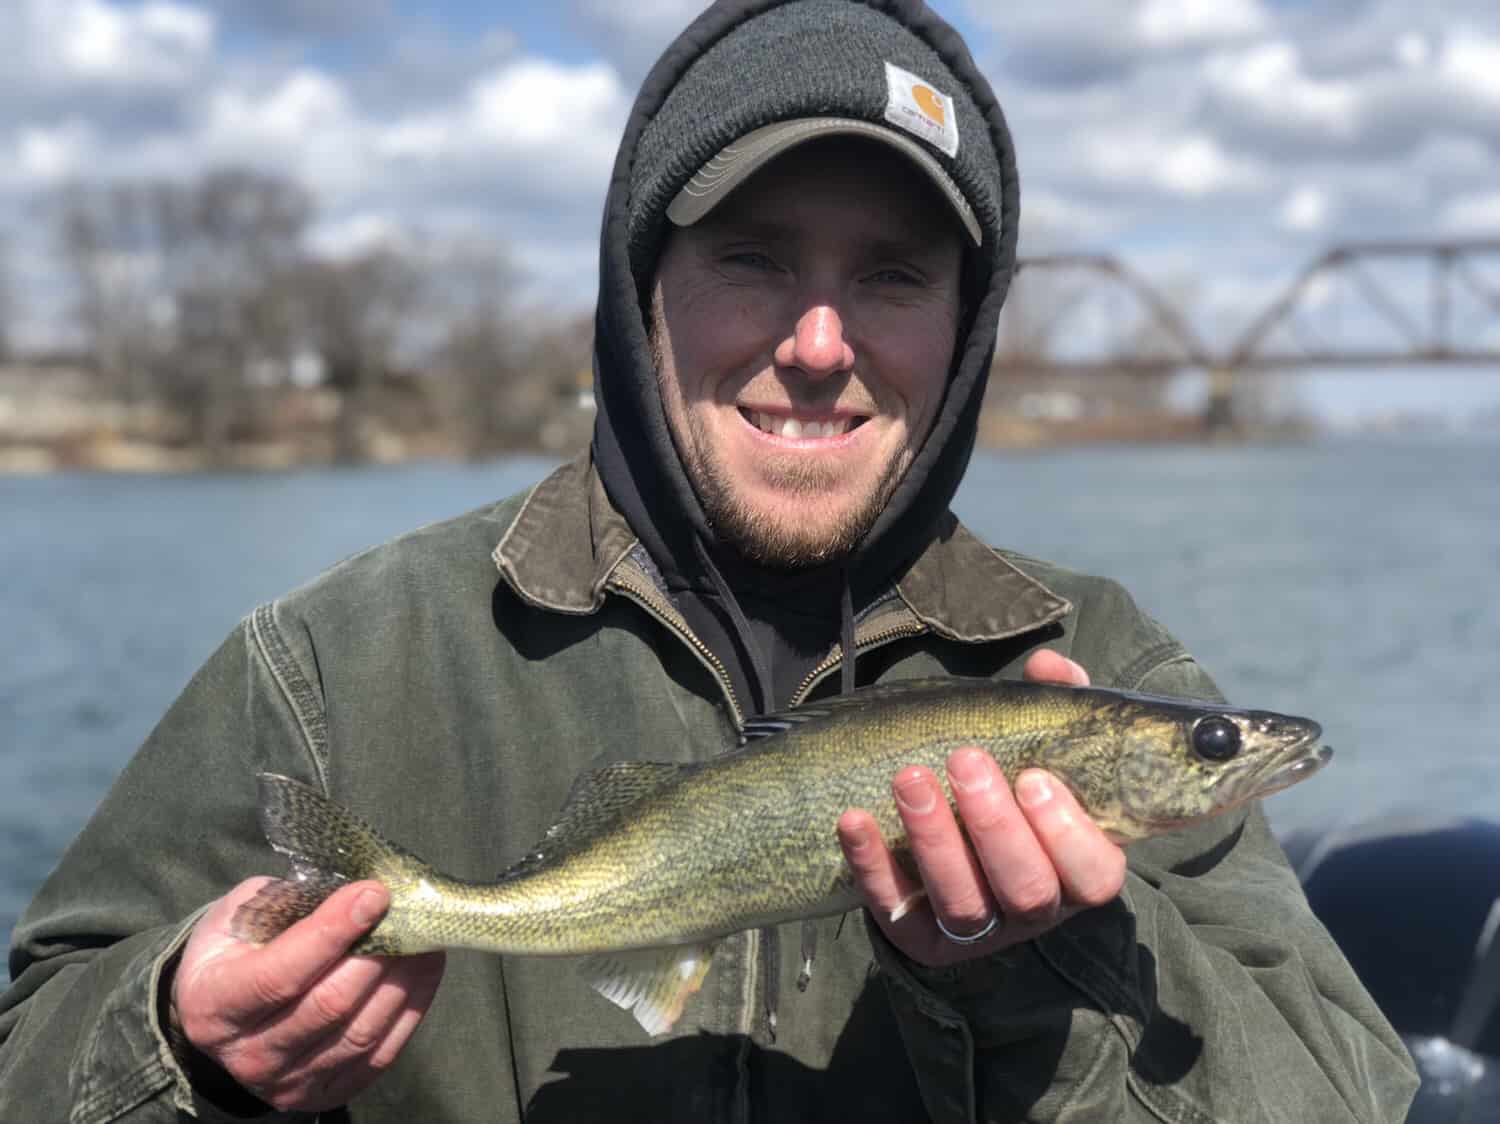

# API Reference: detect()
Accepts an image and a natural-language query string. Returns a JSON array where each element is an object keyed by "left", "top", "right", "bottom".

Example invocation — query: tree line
[{"left": 27, "top": 166, "right": 595, "bottom": 463}]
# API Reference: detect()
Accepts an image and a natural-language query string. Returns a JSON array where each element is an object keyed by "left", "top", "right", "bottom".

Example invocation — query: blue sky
[{"left": 4, "top": 0, "right": 1499, "bottom": 424}]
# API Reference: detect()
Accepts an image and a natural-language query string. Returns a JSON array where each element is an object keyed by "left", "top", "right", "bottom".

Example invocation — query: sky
[{"left": 2, "top": 0, "right": 1499, "bottom": 424}]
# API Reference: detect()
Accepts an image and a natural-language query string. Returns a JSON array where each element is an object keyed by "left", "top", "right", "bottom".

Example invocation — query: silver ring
[{"left": 934, "top": 912, "right": 1000, "bottom": 945}]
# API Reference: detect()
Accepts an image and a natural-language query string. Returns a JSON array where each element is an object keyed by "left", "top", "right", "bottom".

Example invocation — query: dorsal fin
[
  {"left": 739, "top": 676, "right": 1000, "bottom": 744},
  {"left": 500, "top": 761, "right": 694, "bottom": 880}
]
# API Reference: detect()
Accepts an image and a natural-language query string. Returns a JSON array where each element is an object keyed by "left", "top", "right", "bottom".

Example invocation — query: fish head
[{"left": 1051, "top": 696, "right": 1331, "bottom": 842}]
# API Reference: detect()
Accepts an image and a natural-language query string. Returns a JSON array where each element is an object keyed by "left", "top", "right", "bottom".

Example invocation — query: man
[{"left": 0, "top": 1, "right": 1416, "bottom": 1121}]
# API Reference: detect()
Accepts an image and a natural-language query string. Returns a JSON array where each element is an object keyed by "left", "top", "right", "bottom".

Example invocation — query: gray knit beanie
[{"left": 626, "top": 0, "right": 1009, "bottom": 283}]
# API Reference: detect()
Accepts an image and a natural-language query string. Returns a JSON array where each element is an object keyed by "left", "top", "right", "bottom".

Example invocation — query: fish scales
[{"left": 232, "top": 677, "right": 1330, "bottom": 1033}]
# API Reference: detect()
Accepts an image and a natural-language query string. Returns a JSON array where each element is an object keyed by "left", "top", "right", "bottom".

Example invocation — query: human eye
[
  {"left": 863, "top": 255, "right": 941, "bottom": 290},
  {"left": 867, "top": 266, "right": 924, "bottom": 285},
  {"left": 720, "top": 249, "right": 780, "bottom": 271}
]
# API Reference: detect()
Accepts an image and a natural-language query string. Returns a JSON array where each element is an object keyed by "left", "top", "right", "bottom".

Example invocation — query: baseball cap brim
[{"left": 666, "top": 117, "right": 983, "bottom": 247}]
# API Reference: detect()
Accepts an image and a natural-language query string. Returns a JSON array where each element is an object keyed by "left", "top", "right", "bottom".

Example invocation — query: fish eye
[{"left": 1192, "top": 716, "right": 1242, "bottom": 762}]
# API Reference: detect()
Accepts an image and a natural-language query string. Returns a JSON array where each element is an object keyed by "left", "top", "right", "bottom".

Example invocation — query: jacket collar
[{"left": 493, "top": 453, "right": 1070, "bottom": 642}]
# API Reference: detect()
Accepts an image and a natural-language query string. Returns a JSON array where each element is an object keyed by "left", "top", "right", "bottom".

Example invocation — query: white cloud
[
  {"left": 1279, "top": 186, "right": 1330, "bottom": 233},
  {"left": 572, "top": 0, "right": 708, "bottom": 81},
  {"left": 1440, "top": 191, "right": 1500, "bottom": 232},
  {"left": 1205, "top": 42, "right": 1360, "bottom": 139},
  {"left": 14, "top": 121, "right": 96, "bottom": 186},
  {"left": 207, "top": 70, "right": 351, "bottom": 146},
  {"left": 468, "top": 60, "right": 624, "bottom": 150},
  {"left": 26, "top": 0, "right": 215, "bottom": 90},
  {"left": 307, "top": 211, "right": 412, "bottom": 260},
  {"left": 186, "top": 69, "right": 371, "bottom": 200},
  {"left": 373, "top": 58, "right": 630, "bottom": 205},
  {"left": 1395, "top": 32, "right": 1432, "bottom": 68},
  {"left": 1136, "top": 0, "right": 1266, "bottom": 49},
  {"left": 1078, "top": 128, "right": 1263, "bottom": 198},
  {"left": 1018, "top": 190, "right": 1123, "bottom": 250},
  {"left": 1439, "top": 30, "right": 1500, "bottom": 102},
  {"left": 967, "top": 0, "right": 1268, "bottom": 87},
  {"left": 139, "top": 2, "right": 215, "bottom": 54}
]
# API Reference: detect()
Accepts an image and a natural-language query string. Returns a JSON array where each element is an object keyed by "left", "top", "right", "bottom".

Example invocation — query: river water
[{"left": 3, "top": 439, "right": 1497, "bottom": 940}]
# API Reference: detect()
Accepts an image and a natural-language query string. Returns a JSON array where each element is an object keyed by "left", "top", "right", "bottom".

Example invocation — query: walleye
[{"left": 233, "top": 677, "right": 1330, "bottom": 1034}]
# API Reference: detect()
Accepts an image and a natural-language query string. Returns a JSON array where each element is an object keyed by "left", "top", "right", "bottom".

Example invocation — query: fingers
[
  {"left": 230, "top": 962, "right": 445, "bottom": 1112},
  {"left": 223, "top": 881, "right": 390, "bottom": 1022},
  {"left": 838, "top": 749, "right": 1128, "bottom": 969},
  {"left": 266, "top": 952, "right": 444, "bottom": 1060},
  {"left": 892, "top": 766, "right": 997, "bottom": 935},
  {"left": 837, "top": 808, "right": 924, "bottom": 921},
  {"left": 1013, "top": 769, "right": 1126, "bottom": 908},
  {"left": 244, "top": 952, "right": 445, "bottom": 1108},
  {"left": 174, "top": 874, "right": 444, "bottom": 1114},
  {"left": 1023, "top": 650, "right": 1090, "bottom": 687},
  {"left": 364, "top": 954, "right": 445, "bottom": 1069},
  {"left": 945, "top": 751, "right": 1060, "bottom": 928}
]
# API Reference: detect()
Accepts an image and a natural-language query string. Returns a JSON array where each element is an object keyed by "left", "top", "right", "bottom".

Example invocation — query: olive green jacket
[{"left": 1, "top": 455, "right": 1416, "bottom": 1123}]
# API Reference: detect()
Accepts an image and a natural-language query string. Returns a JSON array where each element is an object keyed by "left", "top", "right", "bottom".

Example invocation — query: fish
[{"left": 231, "top": 676, "right": 1331, "bottom": 1035}]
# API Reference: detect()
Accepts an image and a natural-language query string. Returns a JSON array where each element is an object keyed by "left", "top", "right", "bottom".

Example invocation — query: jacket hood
[{"left": 591, "top": 0, "right": 1019, "bottom": 605}]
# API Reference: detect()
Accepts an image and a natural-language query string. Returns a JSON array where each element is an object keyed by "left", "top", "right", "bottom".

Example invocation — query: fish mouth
[
  {"left": 1254, "top": 742, "right": 1333, "bottom": 798},
  {"left": 1239, "top": 719, "right": 1331, "bottom": 801}
]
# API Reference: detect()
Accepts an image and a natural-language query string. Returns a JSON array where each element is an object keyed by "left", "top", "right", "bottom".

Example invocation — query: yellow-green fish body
[{"left": 235, "top": 677, "right": 1329, "bottom": 1033}]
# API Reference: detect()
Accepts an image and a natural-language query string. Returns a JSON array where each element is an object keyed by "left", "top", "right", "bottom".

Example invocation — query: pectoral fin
[{"left": 578, "top": 943, "right": 717, "bottom": 1036}]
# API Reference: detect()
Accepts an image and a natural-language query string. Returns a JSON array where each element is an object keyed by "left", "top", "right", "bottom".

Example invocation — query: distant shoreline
[
  {"left": 8, "top": 361, "right": 1489, "bottom": 478},
  {"left": 0, "top": 418, "right": 1329, "bottom": 477}
]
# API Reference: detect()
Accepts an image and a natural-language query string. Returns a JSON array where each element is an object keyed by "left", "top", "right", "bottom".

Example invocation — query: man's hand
[
  {"left": 169, "top": 877, "right": 445, "bottom": 1113},
  {"left": 837, "top": 651, "right": 1127, "bottom": 967}
]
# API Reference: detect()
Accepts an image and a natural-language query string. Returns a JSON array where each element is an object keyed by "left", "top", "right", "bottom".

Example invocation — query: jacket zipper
[
  {"left": 606, "top": 563, "right": 746, "bottom": 728},
  {"left": 788, "top": 617, "right": 926, "bottom": 706}
]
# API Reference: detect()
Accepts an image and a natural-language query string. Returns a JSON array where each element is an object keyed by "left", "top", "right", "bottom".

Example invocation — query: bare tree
[
  {"left": 424, "top": 243, "right": 529, "bottom": 458},
  {"left": 56, "top": 168, "right": 314, "bottom": 452},
  {"left": 53, "top": 172, "right": 599, "bottom": 462},
  {"left": 165, "top": 168, "right": 313, "bottom": 449},
  {"left": 58, "top": 182, "right": 164, "bottom": 400},
  {"left": 293, "top": 248, "right": 424, "bottom": 461}
]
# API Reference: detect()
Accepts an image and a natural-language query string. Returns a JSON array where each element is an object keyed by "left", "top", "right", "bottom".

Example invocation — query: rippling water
[{"left": 4, "top": 439, "right": 1497, "bottom": 940}]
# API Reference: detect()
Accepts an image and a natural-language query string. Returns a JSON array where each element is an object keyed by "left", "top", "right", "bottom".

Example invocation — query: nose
[{"left": 774, "top": 304, "right": 855, "bottom": 379}]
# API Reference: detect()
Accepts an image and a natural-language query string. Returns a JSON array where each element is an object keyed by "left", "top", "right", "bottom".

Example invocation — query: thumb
[{"left": 1022, "top": 650, "right": 1089, "bottom": 687}]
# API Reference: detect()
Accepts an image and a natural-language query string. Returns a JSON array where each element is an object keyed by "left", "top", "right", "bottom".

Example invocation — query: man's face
[{"left": 650, "top": 138, "right": 965, "bottom": 569}]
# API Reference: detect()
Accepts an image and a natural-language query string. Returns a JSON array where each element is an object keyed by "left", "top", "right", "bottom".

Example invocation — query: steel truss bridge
[{"left": 992, "top": 239, "right": 1500, "bottom": 426}]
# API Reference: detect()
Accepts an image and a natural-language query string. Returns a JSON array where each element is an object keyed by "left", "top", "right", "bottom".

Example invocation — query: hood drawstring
[
  {"left": 792, "top": 567, "right": 857, "bottom": 994},
  {"left": 775, "top": 570, "right": 859, "bottom": 1030},
  {"left": 838, "top": 569, "right": 857, "bottom": 697},
  {"left": 692, "top": 535, "right": 782, "bottom": 1039}
]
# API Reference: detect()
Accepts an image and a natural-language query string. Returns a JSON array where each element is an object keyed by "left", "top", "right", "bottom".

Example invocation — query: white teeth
[{"left": 747, "top": 411, "right": 852, "bottom": 439}]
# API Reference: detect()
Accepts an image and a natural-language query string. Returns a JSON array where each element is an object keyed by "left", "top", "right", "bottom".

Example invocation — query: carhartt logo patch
[{"left": 883, "top": 61, "right": 959, "bottom": 158}]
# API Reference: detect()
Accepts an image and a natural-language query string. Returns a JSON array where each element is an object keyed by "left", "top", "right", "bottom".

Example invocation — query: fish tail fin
[{"left": 231, "top": 772, "right": 423, "bottom": 950}]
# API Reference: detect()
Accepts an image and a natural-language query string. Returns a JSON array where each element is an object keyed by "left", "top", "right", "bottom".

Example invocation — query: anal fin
[
  {"left": 888, "top": 886, "right": 928, "bottom": 924},
  {"left": 578, "top": 943, "right": 717, "bottom": 1036}
]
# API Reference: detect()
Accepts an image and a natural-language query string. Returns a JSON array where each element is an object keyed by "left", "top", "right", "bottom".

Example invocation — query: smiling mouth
[{"left": 738, "top": 408, "right": 869, "bottom": 439}]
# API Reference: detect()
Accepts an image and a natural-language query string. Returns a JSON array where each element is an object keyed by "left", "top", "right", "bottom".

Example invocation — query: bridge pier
[{"left": 1204, "top": 366, "right": 1237, "bottom": 434}]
